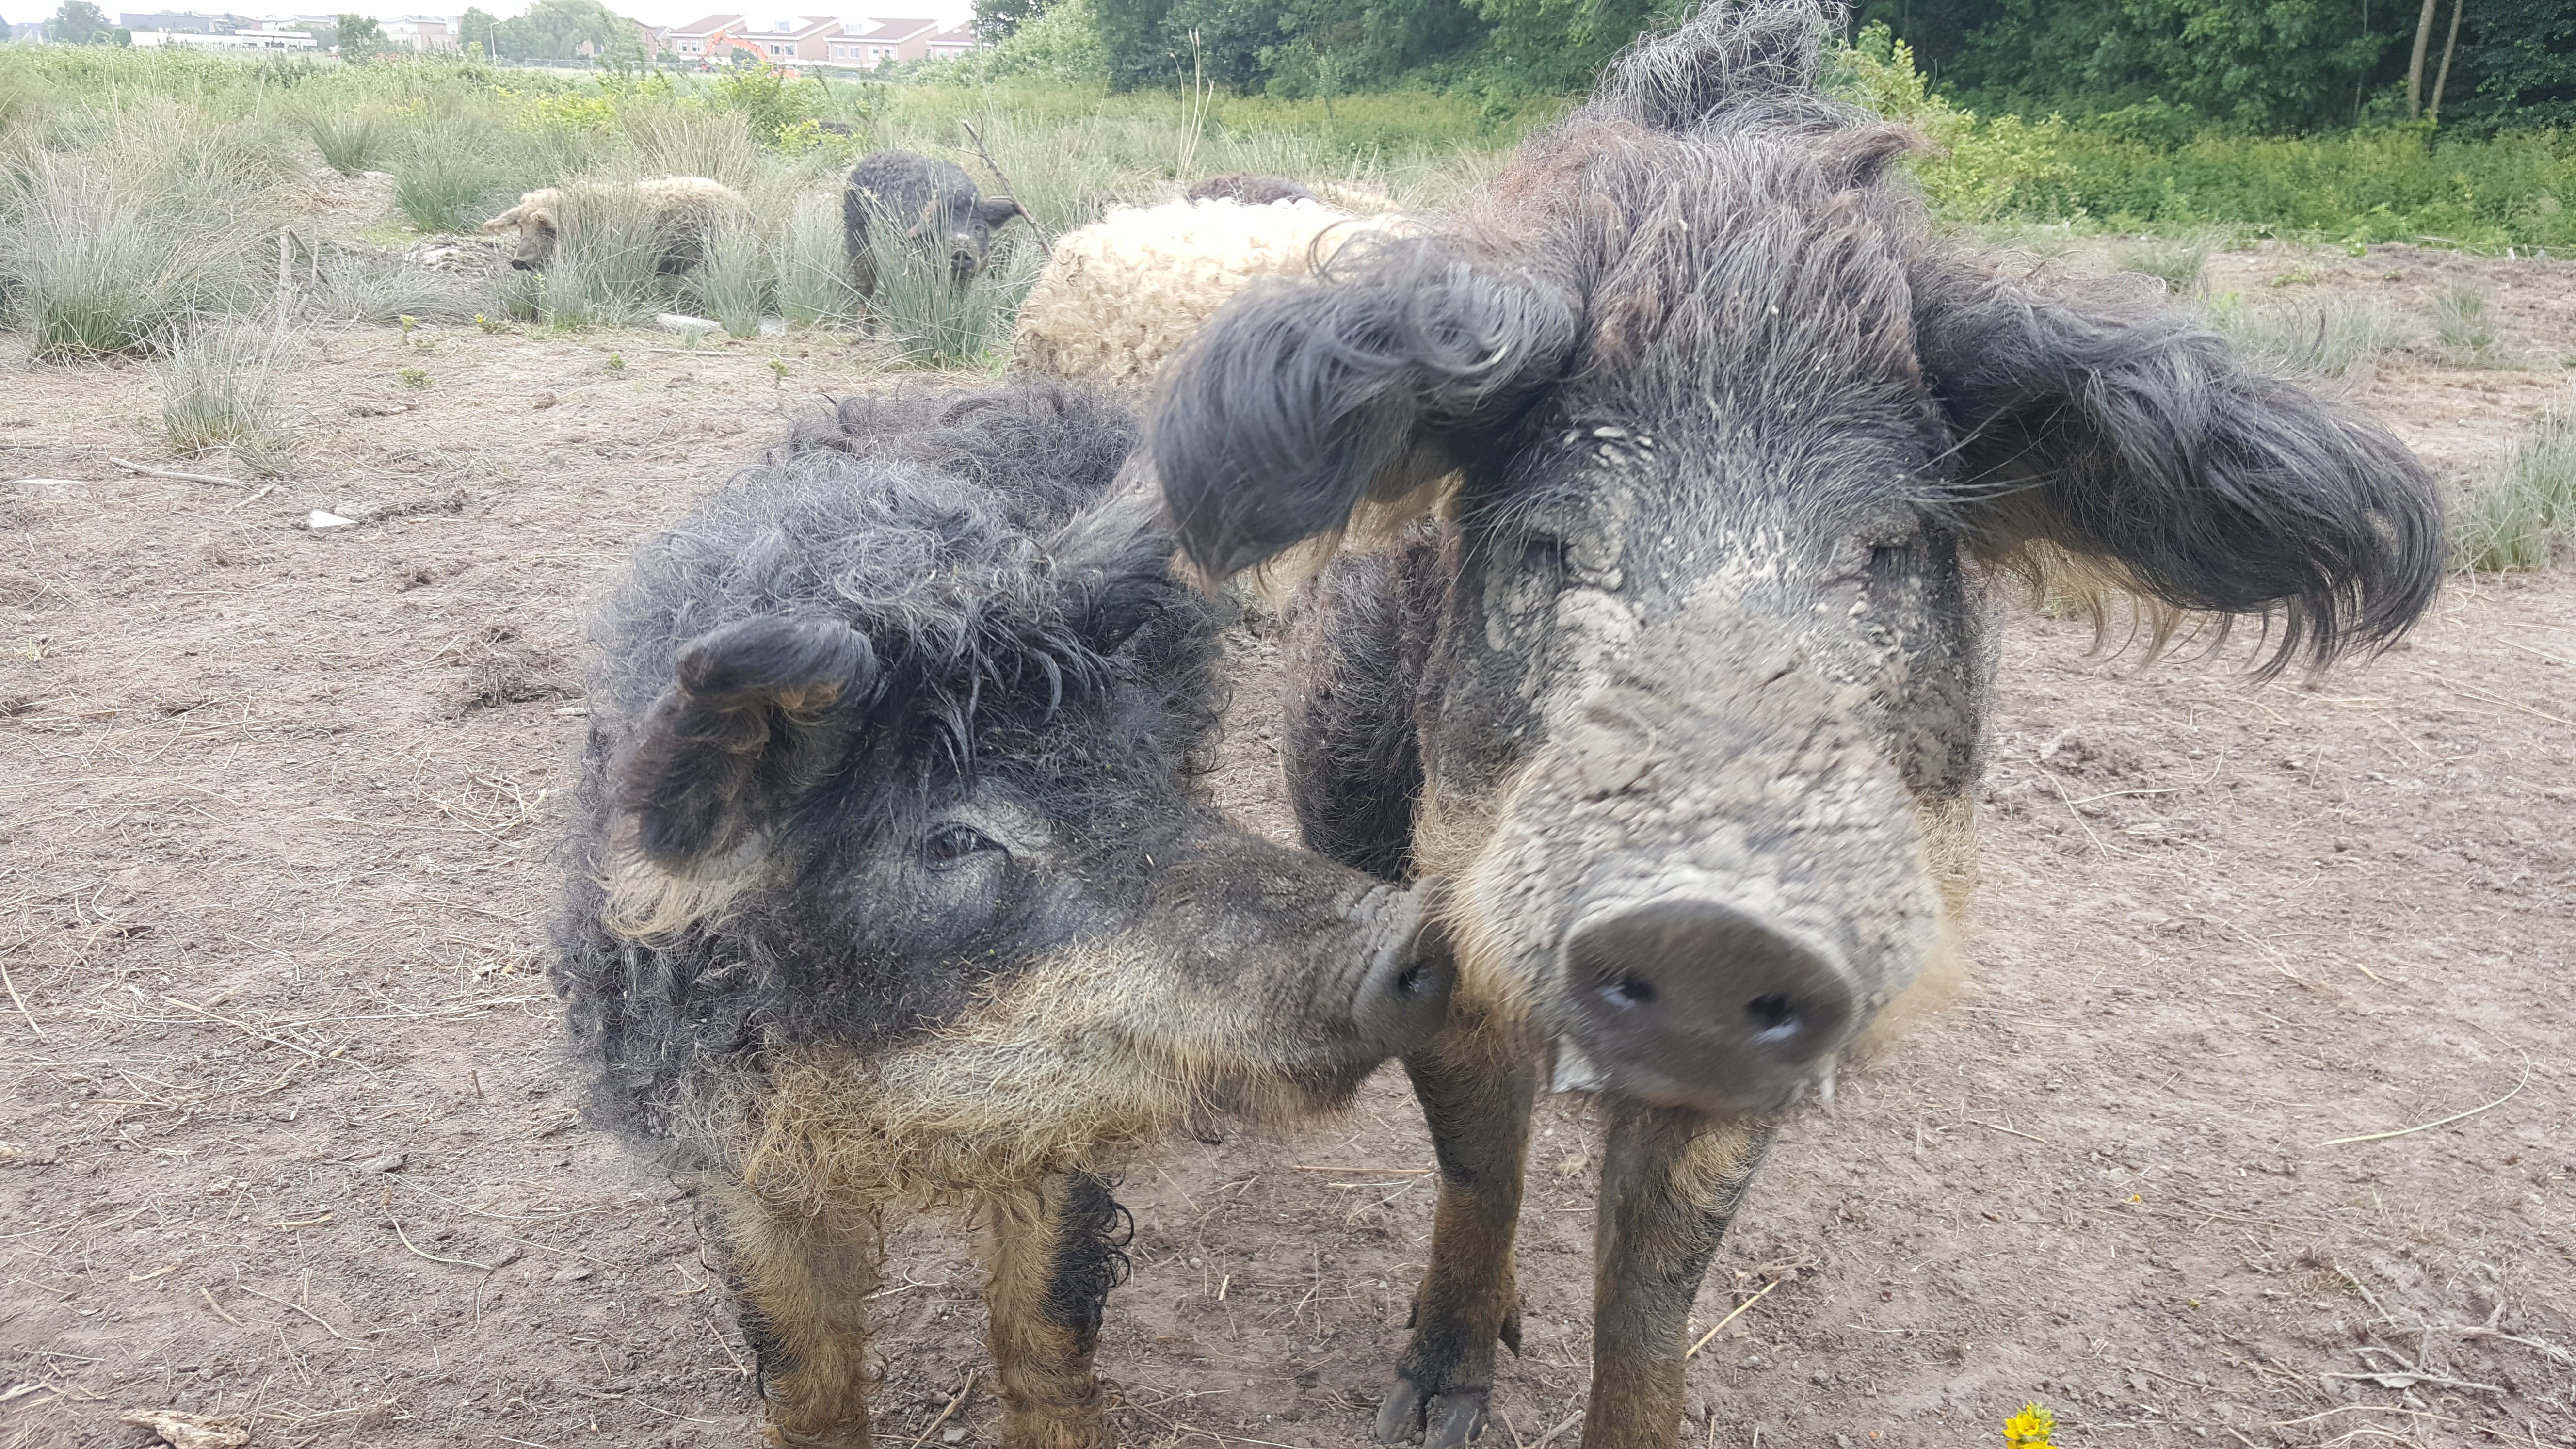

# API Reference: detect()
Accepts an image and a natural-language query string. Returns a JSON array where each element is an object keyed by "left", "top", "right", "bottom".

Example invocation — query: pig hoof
[
  {"left": 1374, "top": 1379, "right": 1487, "bottom": 1448},
  {"left": 1373, "top": 1379, "right": 1426, "bottom": 1442},
  {"left": 1424, "top": 1393, "right": 1488, "bottom": 1449}
]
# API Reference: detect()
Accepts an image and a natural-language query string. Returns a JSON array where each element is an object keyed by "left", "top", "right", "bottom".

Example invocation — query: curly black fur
[
  {"left": 551, "top": 382, "right": 1223, "bottom": 1145},
  {"left": 1042, "top": 1174, "right": 1135, "bottom": 1335}
]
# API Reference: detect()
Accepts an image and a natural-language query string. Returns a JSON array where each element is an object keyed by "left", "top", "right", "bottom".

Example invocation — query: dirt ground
[{"left": 2, "top": 242, "right": 2571, "bottom": 1449}]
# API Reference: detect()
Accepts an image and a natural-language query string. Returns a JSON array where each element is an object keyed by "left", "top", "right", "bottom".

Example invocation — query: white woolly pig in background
[
  {"left": 1012, "top": 194, "right": 1407, "bottom": 396},
  {"left": 479, "top": 176, "right": 749, "bottom": 274}
]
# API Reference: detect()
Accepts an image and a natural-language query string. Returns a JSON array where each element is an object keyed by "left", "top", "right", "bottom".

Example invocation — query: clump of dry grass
[
  {"left": 2110, "top": 230, "right": 2220, "bottom": 297},
  {"left": 2451, "top": 402, "right": 2576, "bottom": 572},
  {"left": 156, "top": 320, "right": 299, "bottom": 477},
  {"left": 2207, "top": 294, "right": 2412, "bottom": 379},
  {"left": 2432, "top": 282, "right": 2503, "bottom": 364}
]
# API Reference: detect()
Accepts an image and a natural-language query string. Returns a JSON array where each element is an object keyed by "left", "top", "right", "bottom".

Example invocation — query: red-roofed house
[
  {"left": 661, "top": 14, "right": 844, "bottom": 65},
  {"left": 923, "top": 22, "right": 979, "bottom": 60},
  {"left": 825, "top": 17, "right": 938, "bottom": 68}
]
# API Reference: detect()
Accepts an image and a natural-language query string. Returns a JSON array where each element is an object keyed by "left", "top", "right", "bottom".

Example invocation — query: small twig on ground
[
  {"left": 957, "top": 120, "right": 1053, "bottom": 247},
  {"left": 1289, "top": 1164, "right": 1431, "bottom": 1175},
  {"left": 201, "top": 1287, "right": 246, "bottom": 1327},
  {"left": 383, "top": 1195, "right": 496, "bottom": 1272},
  {"left": 227, "top": 483, "right": 279, "bottom": 513},
  {"left": 109, "top": 457, "right": 246, "bottom": 487},
  {"left": 2333, "top": 1263, "right": 2394, "bottom": 1321},
  {"left": 2318, "top": 1053, "right": 2531, "bottom": 1146},
  {"left": 2323, "top": 1369, "right": 2504, "bottom": 1395},
  {"left": 232, "top": 1282, "right": 356, "bottom": 1342},
  {"left": 1685, "top": 1275, "right": 1785, "bottom": 1358},
  {"left": 2453, "top": 1326, "right": 2574, "bottom": 1364},
  {"left": 904, "top": 1368, "right": 977, "bottom": 1449},
  {"left": 1968, "top": 1118, "right": 2051, "bottom": 1145},
  {"left": 161, "top": 994, "right": 378, "bottom": 1077},
  {"left": 1, "top": 961, "right": 46, "bottom": 1042}
]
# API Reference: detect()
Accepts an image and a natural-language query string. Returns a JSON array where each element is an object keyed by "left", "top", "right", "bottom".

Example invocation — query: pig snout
[
  {"left": 1563, "top": 896, "right": 1858, "bottom": 1115},
  {"left": 1347, "top": 882, "right": 1456, "bottom": 1054}
]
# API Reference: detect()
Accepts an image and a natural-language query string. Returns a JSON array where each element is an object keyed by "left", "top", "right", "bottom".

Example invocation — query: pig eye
[
  {"left": 1520, "top": 536, "right": 1568, "bottom": 578},
  {"left": 1865, "top": 543, "right": 1916, "bottom": 580},
  {"left": 924, "top": 825, "right": 1002, "bottom": 870}
]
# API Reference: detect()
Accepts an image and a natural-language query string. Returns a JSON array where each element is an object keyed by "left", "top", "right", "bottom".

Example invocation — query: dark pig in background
[
  {"left": 550, "top": 383, "right": 1452, "bottom": 1449},
  {"left": 1149, "top": 1, "right": 2445, "bottom": 1445},
  {"left": 843, "top": 148, "right": 1026, "bottom": 298}
]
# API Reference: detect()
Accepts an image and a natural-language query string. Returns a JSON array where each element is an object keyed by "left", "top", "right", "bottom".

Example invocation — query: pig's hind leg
[
  {"left": 709, "top": 1185, "right": 884, "bottom": 1449},
  {"left": 981, "top": 1172, "right": 1131, "bottom": 1449}
]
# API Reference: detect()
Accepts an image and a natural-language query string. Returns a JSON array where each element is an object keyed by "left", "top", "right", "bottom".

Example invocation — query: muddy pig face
[
  {"left": 925, "top": 189, "right": 1023, "bottom": 284},
  {"left": 1153, "top": 142, "right": 2441, "bottom": 1116},
  {"left": 600, "top": 508, "right": 1451, "bottom": 1107}
]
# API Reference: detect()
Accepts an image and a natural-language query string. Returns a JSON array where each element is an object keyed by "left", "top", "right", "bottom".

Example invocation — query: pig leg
[
  {"left": 708, "top": 1185, "right": 883, "bottom": 1449},
  {"left": 1579, "top": 1105, "right": 1777, "bottom": 1449},
  {"left": 981, "top": 1172, "right": 1129, "bottom": 1449},
  {"left": 1376, "top": 1012, "right": 1539, "bottom": 1449}
]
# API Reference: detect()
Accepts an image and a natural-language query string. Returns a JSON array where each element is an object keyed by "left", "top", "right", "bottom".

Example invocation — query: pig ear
[
  {"left": 478, "top": 202, "right": 524, "bottom": 234},
  {"left": 1050, "top": 481, "right": 1186, "bottom": 653},
  {"left": 613, "top": 615, "right": 877, "bottom": 870},
  {"left": 1151, "top": 240, "right": 1578, "bottom": 580},
  {"left": 979, "top": 197, "right": 1024, "bottom": 230},
  {"left": 1914, "top": 259, "right": 2445, "bottom": 674}
]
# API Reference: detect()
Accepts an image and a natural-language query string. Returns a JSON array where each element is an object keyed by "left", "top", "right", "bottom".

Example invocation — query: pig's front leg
[
  {"left": 981, "top": 1171, "right": 1128, "bottom": 1449},
  {"left": 1376, "top": 1010, "right": 1539, "bottom": 1449},
  {"left": 1579, "top": 1105, "right": 1776, "bottom": 1449},
  {"left": 706, "top": 1183, "right": 882, "bottom": 1449}
]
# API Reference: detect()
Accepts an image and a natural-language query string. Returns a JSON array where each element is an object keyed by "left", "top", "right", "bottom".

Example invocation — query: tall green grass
[
  {"left": 309, "top": 108, "right": 391, "bottom": 176},
  {"left": 0, "top": 148, "right": 267, "bottom": 357}
]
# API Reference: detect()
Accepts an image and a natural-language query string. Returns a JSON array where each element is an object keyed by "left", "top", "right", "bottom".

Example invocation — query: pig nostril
[
  {"left": 1744, "top": 992, "right": 1802, "bottom": 1043},
  {"left": 1597, "top": 974, "right": 1658, "bottom": 1011}
]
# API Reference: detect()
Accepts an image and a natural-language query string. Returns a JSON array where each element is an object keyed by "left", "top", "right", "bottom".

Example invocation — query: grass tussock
[
  {"left": 691, "top": 215, "right": 771, "bottom": 339},
  {"left": 2452, "top": 403, "right": 2576, "bottom": 572},
  {"left": 2109, "top": 230, "right": 2219, "bottom": 296},
  {"left": 774, "top": 191, "right": 862, "bottom": 329},
  {"left": 157, "top": 320, "right": 299, "bottom": 476},
  {"left": 2208, "top": 294, "right": 2412, "bottom": 378},
  {"left": 309, "top": 108, "right": 391, "bottom": 177},
  {"left": 0, "top": 148, "right": 265, "bottom": 357},
  {"left": 2432, "top": 284, "right": 2504, "bottom": 364}
]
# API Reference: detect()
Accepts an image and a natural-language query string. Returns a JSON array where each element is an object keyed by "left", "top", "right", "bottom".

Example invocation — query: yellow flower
[{"left": 2003, "top": 1402, "right": 2056, "bottom": 1448}]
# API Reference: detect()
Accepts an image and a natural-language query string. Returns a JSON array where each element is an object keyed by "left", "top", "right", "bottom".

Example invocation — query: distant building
[
  {"left": 829, "top": 16, "right": 936, "bottom": 68},
  {"left": 922, "top": 22, "right": 978, "bottom": 60},
  {"left": 130, "top": 21, "right": 316, "bottom": 49},
  {"left": 381, "top": 15, "right": 454, "bottom": 50},
  {"left": 660, "top": 13, "right": 843, "bottom": 66}
]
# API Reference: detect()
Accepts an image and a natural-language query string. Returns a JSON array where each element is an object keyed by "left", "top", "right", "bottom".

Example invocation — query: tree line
[{"left": 976, "top": 0, "right": 2572, "bottom": 131}]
